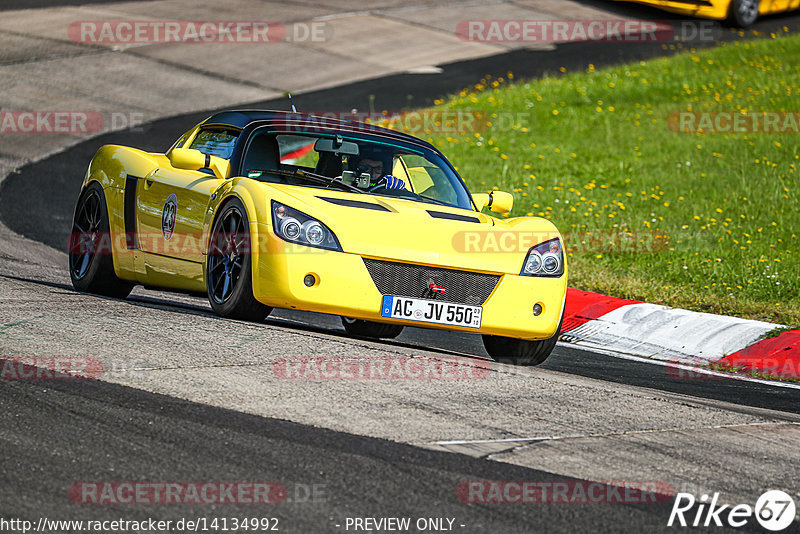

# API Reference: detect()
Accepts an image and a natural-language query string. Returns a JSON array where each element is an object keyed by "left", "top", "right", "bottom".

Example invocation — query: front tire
[
  {"left": 727, "top": 0, "right": 759, "bottom": 27},
  {"left": 482, "top": 315, "right": 563, "bottom": 366},
  {"left": 206, "top": 198, "right": 272, "bottom": 321},
  {"left": 68, "top": 182, "right": 134, "bottom": 298},
  {"left": 341, "top": 317, "right": 404, "bottom": 339}
]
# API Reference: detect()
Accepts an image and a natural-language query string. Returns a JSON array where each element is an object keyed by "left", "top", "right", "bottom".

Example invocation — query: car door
[{"left": 136, "top": 166, "right": 223, "bottom": 289}]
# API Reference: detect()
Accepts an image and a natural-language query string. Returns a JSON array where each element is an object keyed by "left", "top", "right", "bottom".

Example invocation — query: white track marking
[{"left": 563, "top": 303, "right": 780, "bottom": 363}]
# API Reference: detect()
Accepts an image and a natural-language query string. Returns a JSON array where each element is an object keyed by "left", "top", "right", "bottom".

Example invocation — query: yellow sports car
[
  {"left": 618, "top": 0, "right": 799, "bottom": 26},
  {"left": 68, "top": 111, "right": 567, "bottom": 365}
]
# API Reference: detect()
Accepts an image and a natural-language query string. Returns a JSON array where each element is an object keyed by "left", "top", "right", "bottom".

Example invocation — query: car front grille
[{"left": 362, "top": 258, "right": 500, "bottom": 306}]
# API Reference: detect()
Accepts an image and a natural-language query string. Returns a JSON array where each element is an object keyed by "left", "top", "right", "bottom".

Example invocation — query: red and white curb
[{"left": 560, "top": 289, "right": 800, "bottom": 381}]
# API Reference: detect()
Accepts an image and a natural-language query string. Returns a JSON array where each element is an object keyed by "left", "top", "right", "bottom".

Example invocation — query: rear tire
[
  {"left": 727, "top": 0, "right": 759, "bottom": 27},
  {"left": 341, "top": 317, "right": 404, "bottom": 339},
  {"left": 206, "top": 198, "right": 272, "bottom": 322},
  {"left": 482, "top": 314, "right": 563, "bottom": 366},
  {"left": 68, "top": 182, "right": 134, "bottom": 299}
]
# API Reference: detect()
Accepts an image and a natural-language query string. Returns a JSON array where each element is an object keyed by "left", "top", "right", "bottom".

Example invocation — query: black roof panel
[{"left": 201, "top": 109, "right": 437, "bottom": 151}]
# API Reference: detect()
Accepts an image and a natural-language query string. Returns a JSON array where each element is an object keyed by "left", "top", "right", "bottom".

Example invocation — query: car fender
[
  {"left": 79, "top": 145, "right": 164, "bottom": 281},
  {"left": 203, "top": 178, "right": 274, "bottom": 294},
  {"left": 84, "top": 145, "right": 162, "bottom": 191}
]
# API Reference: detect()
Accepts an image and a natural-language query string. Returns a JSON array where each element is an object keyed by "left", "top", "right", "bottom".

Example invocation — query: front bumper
[{"left": 251, "top": 223, "right": 567, "bottom": 340}]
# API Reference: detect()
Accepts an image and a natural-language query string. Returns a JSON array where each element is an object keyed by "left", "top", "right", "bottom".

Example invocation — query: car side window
[
  {"left": 243, "top": 133, "right": 322, "bottom": 180},
  {"left": 189, "top": 128, "right": 239, "bottom": 159},
  {"left": 395, "top": 154, "right": 456, "bottom": 203}
]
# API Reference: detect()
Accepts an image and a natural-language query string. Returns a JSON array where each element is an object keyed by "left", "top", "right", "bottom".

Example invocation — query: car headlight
[
  {"left": 521, "top": 238, "right": 564, "bottom": 277},
  {"left": 271, "top": 201, "right": 341, "bottom": 251}
]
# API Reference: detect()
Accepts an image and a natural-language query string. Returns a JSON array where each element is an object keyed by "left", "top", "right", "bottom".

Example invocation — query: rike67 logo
[{"left": 668, "top": 490, "right": 796, "bottom": 531}]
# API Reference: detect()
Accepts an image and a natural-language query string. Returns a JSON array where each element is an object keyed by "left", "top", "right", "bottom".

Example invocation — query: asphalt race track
[
  {"left": 1, "top": 369, "right": 688, "bottom": 532},
  {"left": 1, "top": 1, "right": 799, "bottom": 532}
]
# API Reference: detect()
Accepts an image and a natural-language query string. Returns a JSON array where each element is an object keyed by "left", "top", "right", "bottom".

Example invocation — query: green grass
[{"left": 404, "top": 32, "right": 800, "bottom": 325}]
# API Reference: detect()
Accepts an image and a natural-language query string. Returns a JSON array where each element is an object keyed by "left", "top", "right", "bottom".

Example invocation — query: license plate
[{"left": 380, "top": 296, "right": 482, "bottom": 329}]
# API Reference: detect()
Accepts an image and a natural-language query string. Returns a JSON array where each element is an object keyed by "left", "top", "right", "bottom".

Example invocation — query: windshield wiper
[
  {"left": 297, "top": 169, "right": 365, "bottom": 194},
  {"left": 251, "top": 168, "right": 363, "bottom": 194}
]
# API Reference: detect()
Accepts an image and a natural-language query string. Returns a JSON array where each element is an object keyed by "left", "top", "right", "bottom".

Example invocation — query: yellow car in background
[
  {"left": 68, "top": 110, "right": 568, "bottom": 365},
  {"left": 619, "top": 0, "right": 799, "bottom": 26}
]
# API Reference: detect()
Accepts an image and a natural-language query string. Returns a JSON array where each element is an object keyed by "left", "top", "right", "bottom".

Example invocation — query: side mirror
[
  {"left": 473, "top": 191, "right": 513, "bottom": 214},
  {"left": 169, "top": 148, "right": 229, "bottom": 179},
  {"left": 488, "top": 191, "right": 514, "bottom": 213},
  {"left": 170, "top": 148, "right": 205, "bottom": 170}
]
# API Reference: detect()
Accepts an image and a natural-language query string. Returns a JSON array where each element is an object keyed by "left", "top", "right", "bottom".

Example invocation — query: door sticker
[{"left": 162, "top": 193, "right": 177, "bottom": 241}]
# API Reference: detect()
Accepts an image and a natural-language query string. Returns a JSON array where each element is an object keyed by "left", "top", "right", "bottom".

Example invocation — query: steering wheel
[
  {"left": 368, "top": 183, "right": 386, "bottom": 193},
  {"left": 367, "top": 175, "right": 393, "bottom": 193}
]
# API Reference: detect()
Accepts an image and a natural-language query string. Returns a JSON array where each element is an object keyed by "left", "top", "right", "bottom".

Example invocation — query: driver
[{"left": 355, "top": 150, "right": 406, "bottom": 190}]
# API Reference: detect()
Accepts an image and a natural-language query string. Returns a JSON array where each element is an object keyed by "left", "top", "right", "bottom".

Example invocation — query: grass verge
[{"left": 412, "top": 32, "right": 800, "bottom": 325}]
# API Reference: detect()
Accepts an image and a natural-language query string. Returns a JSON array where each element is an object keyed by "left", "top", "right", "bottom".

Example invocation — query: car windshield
[{"left": 241, "top": 131, "right": 474, "bottom": 210}]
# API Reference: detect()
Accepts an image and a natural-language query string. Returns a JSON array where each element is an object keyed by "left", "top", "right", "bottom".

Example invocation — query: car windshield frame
[{"left": 234, "top": 125, "right": 477, "bottom": 211}]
